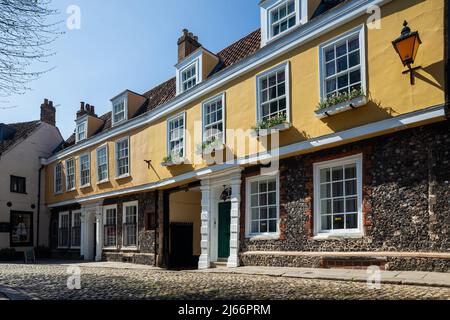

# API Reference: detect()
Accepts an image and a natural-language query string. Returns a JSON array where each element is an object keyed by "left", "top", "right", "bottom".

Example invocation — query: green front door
[{"left": 218, "top": 202, "right": 231, "bottom": 259}]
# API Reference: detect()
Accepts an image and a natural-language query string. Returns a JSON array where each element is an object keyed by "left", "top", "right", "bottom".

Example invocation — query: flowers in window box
[
  {"left": 161, "top": 151, "right": 184, "bottom": 167},
  {"left": 196, "top": 136, "right": 224, "bottom": 155},
  {"left": 316, "top": 88, "right": 365, "bottom": 111},
  {"left": 251, "top": 113, "right": 289, "bottom": 136}
]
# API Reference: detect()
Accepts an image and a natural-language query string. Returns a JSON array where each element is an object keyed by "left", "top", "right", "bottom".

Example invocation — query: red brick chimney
[
  {"left": 177, "top": 29, "right": 201, "bottom": 63},
  {"left": 76, "top": 101, "right": 97, "bottom": 119},
  {"left": 40, "top": 98, "right": 56, "bottom": 126}
]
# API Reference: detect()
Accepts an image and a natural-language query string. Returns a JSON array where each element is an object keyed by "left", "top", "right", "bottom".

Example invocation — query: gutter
[
  {"left": 42, "top": 0, "right": 392, "bottom": 166},
  {"left": 445, "top": 0, "right": 450, "bottom": 116}
]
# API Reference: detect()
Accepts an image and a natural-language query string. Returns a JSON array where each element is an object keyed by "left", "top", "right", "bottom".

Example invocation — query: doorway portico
[
  {"left": 198, "top": 168, "right": 242, "bottom": 269},
  {"left": 80, "top": 202, "right": 103, "bottom": 261}
]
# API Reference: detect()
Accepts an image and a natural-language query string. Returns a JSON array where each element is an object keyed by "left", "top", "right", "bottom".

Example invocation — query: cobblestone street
[{"left": 0, "top": 263, "right": 449, "bottom": 300}]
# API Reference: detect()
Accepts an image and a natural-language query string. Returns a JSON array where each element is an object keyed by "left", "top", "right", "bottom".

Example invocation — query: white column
[
  {"left": 198, "top": 179, "right": 211, "bottom": 269},
  {"left": 80, "top": 209, "right": 86, "bottom": 259},
  {"left": 95, "top": 208, "right": 103, "bottom": 262},
  {"left": 227, "top": 174, "right": 242, "bottom": 268}
]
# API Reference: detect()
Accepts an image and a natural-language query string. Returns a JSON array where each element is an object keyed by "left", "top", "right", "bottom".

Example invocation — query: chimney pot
[{"left": 80, "top": 102, "right": 85, "bottom": 111}]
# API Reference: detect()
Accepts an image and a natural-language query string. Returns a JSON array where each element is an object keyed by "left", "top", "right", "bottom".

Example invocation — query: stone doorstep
[{"left": 195, "top": 266, "right": 450, "bottom": 288}]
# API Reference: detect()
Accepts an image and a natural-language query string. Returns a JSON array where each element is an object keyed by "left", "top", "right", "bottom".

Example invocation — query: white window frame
[
  {"left": 58, "top": 211, "right": 70, "bottom": 249},
  {"left": 79, "top": 153, "right": 91, "bottom": 188},
  {"left": 115, "top": 137, "right": 130, "bottom": 179},
  {"left": 176, "top": 50, "right": 202, "bottom": 95},
  {"left": 111, "top": 95, "right": 128, "bottom": 126},
  {"left": 313, "top": 154, "right": 363, "bottom": 238},
  {"left": 65, "top": 158, "right": 76, "bottom": 191},
  {"left": 319, "top": 25, "right": 367, "bottom": 102},
  {"left": 202, "top": 92, "right": 226, "bottom": 144},
  {"left": 256, "top": 61, "right": 291, "bottom": 124},
  {"left": 54, "top": 163, "right": 63, "bottom": 194},
  {"left": 96, "top": 144, "right": 109, "bottom": 184},
  {"left": 71, "top": 210, "right": 81, "bottom": 249},
  {"left": 103, "top": 204, "right": 118, "bottom": 249},
  {"left": 260, "top": 0, "right": 308, "bottom": 46},
  {"left": 122, "top": 201, "right": 139, "bottom": 249},
  {"left": 245, "top": 172, "right": 280, "bottom": 239},
  {"left": 167, "top": 112, "right": 186, "bottom": 159},
  {"left": 76, "top": 121, "right": 87, "bottom": 143}
]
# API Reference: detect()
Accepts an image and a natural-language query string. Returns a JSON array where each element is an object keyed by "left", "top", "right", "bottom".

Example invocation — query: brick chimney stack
[
  {"left": 76, "top": 101, "right": 97, "bottom": 119},
  {"left": 40, "top": 98, "right": 56, "bottom": 126},
  {"left": 177, "top": 29, "right": 201, "bottom": 63}
]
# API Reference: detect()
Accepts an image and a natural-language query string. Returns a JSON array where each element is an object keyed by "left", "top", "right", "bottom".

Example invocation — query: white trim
[
  {"left": 256, "top": 60, "right": 291, "bottom": 124},
  {"left": 96, "top": 144, "right": 109, "bottom": 184},
  {"left": 42, "top": 0, "right": 393, "bottom": 166},
  {"left": 122, "top": 200, "right": 139, "bottom": 249},
  {"left": 176, "top": 50, "right": 203, "bottom": 95},
  {"left": 71, "top": 210, "right": 82, "bottom": 249},
  {"left": 245, "top": 172, "right": 280, "bottom": 238},
  {"left": 261, "top": 0, "right": 308, "bottom": 46},
  {"left": 65, "top": 158, "right": 76, "bottom": 192},
  {"left": 115, "top": 136, "right": 130, "bottom": 179},
  {"left": 318, "top": 24, "right": 367, "bottom": 102},
  {"left": 58, "top": 211, "right": 70, "bottom": 249},
  {"left": 313, "top": 154, "right": 363, "bottom": 236},
  {"left": 166, "top": 112, "right": 186, "bottom": 159},
  {"left": 46, "top": 104, "right": 446, "bottom": 208},
  {"left": 111, "top": 93, "right": 128, "bottom": 126},
  {"left": 201, "top": 92, "right": 226, "bottom": 145},
  {"left": 54, "top": 162, "right": 63, "bottom": 195},
  {"left": 75, "top": 120, "right": 87, "bottom": 143},
  {"left": 79, "top": 152, "right": 91, "bottom": 188},
  {"left": 102, "top": 204, "right": 118, "bottom": 249}
]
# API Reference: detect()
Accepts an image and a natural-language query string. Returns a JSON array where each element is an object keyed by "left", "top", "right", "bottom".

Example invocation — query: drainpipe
[
  {"left": 154, "top": 190, "right": 158, "bottom": 267},
  {"left": 36, "top": 164, "right": 44, "bottom": 249},
  {"left": 445, "top": 0, "right": 449, "bottom": 116}
]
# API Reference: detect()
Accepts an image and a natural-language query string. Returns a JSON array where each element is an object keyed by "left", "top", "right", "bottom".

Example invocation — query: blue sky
[{"left": 0, "top": 0, "right": 260, "bottom": 138}]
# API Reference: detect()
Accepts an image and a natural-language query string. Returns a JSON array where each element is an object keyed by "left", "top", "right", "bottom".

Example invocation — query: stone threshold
[
  {"left": 0, "top": 285, "right": 33, "bottom": 300},
  {"left": 241, "top": 251, "right": 450, "bottom": 259},
  {"left": 190, "top": 266, "right": 450, "bottom": 288}
]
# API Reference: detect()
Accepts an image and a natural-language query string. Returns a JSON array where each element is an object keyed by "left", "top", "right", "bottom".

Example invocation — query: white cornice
[
  {"left": 46, "top": 104, "right": 446, "bottom": 208},
  {"left": 43, "top": 0, "right": 392, "bottom": 165}
]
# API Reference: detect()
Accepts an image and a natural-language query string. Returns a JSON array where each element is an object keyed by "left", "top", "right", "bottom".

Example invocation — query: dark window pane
[
  {"left": 278, "top": 83, "right": 286, "bottom": 96},
  {"left": 337, "top": 57, "right": 348, "bottom": 72},
  {"left": 321, "top": 200, "right": 332, "bottom": 214},
  {"left": 269, "top": 86, "right": 277, "bottom": 99},
  {"left": 260, "top": 208, "right": 267, "bottom": 219},
  {"left": 334, "top": 215, "right": 345, "bottom": 229},
  {"left": 326, "top": 62, "right": 335, "bottom": 77},
  {"left": 333, "top": 198, "right": 345, "bottom": 214},
  {"left": 345, "top": 180, "right": 357, "bottom": 196},
  {"left": 326, "top": 79, "right": 336, "bottom": 95},
  {"left": 320, "top": 184, "right": 331, "bottom": 198},
  {"left": 346, "top": 213, "right": 358, "bottom": 229},
  {"left": 325, "top": 48, "right": 335, "bottom": 62},
  {"left": 345, "top": 164, "right": 357, "bottom": 179},
  {"left": 350, "top": 70, "right": 361, "bottom": 85},
  {"left": 332, "top": 167, "right": 344, "bottom": 181},
  {"left": 332, "top": 182, "right": 344, "bottom": 197},
  {"left": 268, "top": 220, "right": 277, "bottom": 233},
  {"left": 321, "top": 215, "right": 332, "bottom": 230},
  {"left": 336, "top": 43, "right": 347, "bottom": 57},
  {"left": 277, "top": 71, "right": 285, "bottom": 82},
  {"left": 260, "top": 221, "right": 268, "bottom": 233},
  {"left": 348, "top": 37, "right": 359, "bottom": 51},
  {"left": 349, "top": 51, "right": 360, "bottom": 68},
  {"left": 346, "top": 197, "right": 358, "bottom": 213},
  {"left": 279, "top": 98, "right": 286, "bottom": 111},
  {"left": 288, "top": 16, "right": 296, "bottom": 28},
  {"left": 338, "top": 74, "right": 349, "bottom": 89},
  {"left": 269, "top": 207, "right": 277, "bottom": 219}
]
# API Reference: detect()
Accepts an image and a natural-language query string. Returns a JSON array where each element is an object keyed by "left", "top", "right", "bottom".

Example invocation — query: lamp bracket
[{"left": 402, "top": 65, "right": 422, "bottom": 85}]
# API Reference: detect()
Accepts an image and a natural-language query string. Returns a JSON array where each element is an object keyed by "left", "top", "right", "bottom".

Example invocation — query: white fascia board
[
  {"left": 42, "top": 0, "right": 392, "bottom": 166},
  {"left": 46, "top": 104, "right": 446, "bottom": 208}
]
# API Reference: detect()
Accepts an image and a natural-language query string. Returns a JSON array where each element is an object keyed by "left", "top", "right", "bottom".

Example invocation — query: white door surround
[
  {"left": 198, "top": 168, "right": 242, "bottom": 269},
  {"left": 80, "top": 202, "right": 103, "bottom": 261}
]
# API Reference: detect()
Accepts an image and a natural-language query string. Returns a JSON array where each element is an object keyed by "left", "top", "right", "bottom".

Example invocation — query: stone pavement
[
  {"left": 192, "top": 266, "right": 450, "bottom": 288},
  {"left": 0, "top": 261, "right": 449, "bottom": 300}
]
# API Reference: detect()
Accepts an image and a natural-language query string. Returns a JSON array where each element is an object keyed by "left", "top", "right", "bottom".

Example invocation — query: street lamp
[{"left": 392, "top": 21, "right": 422, "bottom": 85}]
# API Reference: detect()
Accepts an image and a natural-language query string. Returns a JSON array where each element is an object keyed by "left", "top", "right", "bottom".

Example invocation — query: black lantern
[{"left": 392, "top": 21, "right": 422, "bottom": 85}]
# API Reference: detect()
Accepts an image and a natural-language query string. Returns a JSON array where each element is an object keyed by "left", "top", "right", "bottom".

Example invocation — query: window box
[
  {"left": 196, "top": 137, "right": 226, "bottom": 156},
  {"left": 252, "top": 121, "right": 292, "bottom": 137},
  {"left": 315, "top": 94, "right": 367, "bottom": 119},
  {"left": 161, "top": 155, "right": 185, "bottom": 167}
]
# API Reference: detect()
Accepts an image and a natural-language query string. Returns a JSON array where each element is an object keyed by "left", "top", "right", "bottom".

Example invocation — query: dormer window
[
  {"left": 113, "top": 101, "right": 126, "bottom": 124},
  {"left": 76, "top": 121, "right": 87, "bottom": 142},
  {"left": 181, "top": 63, "right": 198, "bottom": 92},
  {"left": 270, "top": 0, "right": 296, "bottom": 38},
  {"left": 260, "top": 0, "right": 309, "bottom": 46}
]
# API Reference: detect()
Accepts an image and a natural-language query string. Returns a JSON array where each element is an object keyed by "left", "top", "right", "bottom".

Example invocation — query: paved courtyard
[{"left": 0, "top": 262, "right": 449, "bottom": 300}]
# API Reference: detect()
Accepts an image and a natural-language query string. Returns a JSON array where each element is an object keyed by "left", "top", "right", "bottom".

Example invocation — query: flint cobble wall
[{"left": 240, "top": 120, "right": 450, "bottom": 271}]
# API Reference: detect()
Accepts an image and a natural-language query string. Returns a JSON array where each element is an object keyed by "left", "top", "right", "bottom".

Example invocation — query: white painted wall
[{"left": 0, "top": 123, "right": 63, "bottom": 251}]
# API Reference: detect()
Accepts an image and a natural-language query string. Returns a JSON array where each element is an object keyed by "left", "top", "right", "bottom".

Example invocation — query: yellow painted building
[{"left": 43, "top": 0, "right": 450, "bottom": 271}]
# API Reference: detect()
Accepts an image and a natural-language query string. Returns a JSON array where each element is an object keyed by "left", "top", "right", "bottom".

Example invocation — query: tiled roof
[
  {"left": 59, "top": 29, "right": 262, "bottom": 150},
  {"left": 0, "top": 121, "right": 41, "bottom": 156},
  {"left": 59, "top": 2, "right": 342, "bottom": 151}
]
